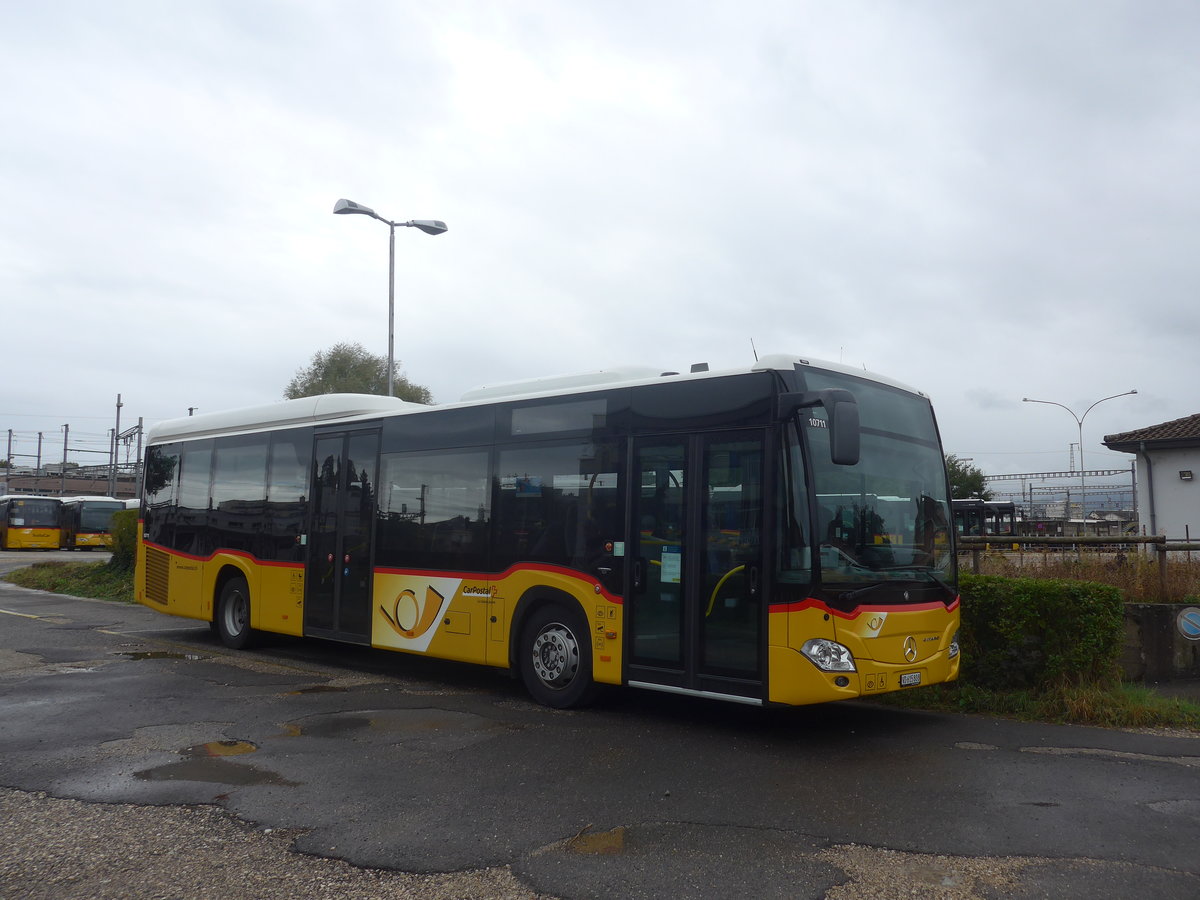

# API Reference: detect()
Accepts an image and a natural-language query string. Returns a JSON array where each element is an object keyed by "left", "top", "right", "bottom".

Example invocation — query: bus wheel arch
[
  {"left": 214, "top": 568, "right": 257, "bottom": 650},
  {"left": 512, "top": 589, "right": 597, "bottom": 709}
]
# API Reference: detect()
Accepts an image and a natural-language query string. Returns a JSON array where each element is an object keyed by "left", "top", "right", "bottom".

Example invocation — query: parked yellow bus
[
  {"left": 135, "top": 356, "right": 959, "bottom": 708},
  {"left": 61, "top": 496, "right": 126, "bottom": 549},
  {"left": 0, "top": 495, "right": 64, "bottom": 550}
]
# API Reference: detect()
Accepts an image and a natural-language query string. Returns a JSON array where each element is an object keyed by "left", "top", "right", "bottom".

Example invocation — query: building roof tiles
[{"left": 1105, "top": 414, "right": 1200, "bottom": 448}]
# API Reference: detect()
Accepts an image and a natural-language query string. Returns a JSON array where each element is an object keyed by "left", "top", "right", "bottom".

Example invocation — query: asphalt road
[{"left": 1, "top": 557, "right": 1198, "bottom": 898}]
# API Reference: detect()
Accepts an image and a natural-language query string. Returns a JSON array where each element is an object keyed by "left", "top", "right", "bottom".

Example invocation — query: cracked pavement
[{"left": 1, "top": 569, "right": 1198, "bottom": 898}]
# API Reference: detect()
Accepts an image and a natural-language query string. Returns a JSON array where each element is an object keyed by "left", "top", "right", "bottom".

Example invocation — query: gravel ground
[
  {"left": 0, "top": 788, "right": 548, "bottom": 900},
  {"left": 3, "top": 786, "right": 1162, "bottom": 900}
]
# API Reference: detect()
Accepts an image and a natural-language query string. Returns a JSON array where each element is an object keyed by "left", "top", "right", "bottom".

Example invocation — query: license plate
[{"left": 900, "top": 672, "right": 922, "bottom": 687}]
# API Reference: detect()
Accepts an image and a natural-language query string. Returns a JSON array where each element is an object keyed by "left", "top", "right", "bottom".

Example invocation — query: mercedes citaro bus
[{"left": 135, "top": 355, "right": 959, "bottom": 708}]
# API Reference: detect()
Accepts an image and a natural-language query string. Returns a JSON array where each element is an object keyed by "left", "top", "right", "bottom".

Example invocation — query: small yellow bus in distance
[
  {"left": 61, "top": 496, "right": 126, "bottom": 549},
  {"left": 135, "top": 355, "right": 959, "bottom": 709},
  {"left": 0, "top": 495, "right": 64, "bottom": 550}
]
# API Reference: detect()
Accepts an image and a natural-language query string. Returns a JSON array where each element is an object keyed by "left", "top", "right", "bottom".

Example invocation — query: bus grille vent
[{"left": 145, "top": 548, "right": 170, "bottom": 605}]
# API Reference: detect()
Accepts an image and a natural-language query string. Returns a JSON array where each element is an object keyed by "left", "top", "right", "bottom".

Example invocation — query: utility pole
[
  {"left": 61, "top": 424, "right": 69, "bottom": 497},
  {"left": 109, "top": 394, "right": 123, "bottom": 497},
  {"left": 116, "top": 420, "right": 142, "bottom": 500},
  {"left": 134, "top": 417, "right": 144, "bottom": 499}
]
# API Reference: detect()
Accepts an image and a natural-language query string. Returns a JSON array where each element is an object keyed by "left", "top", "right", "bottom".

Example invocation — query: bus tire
[
  {"left": 216, "top": 576, "right": 256, "bottom": 650},
  {"left": 519, "top": 603, "right": 596, "bottom": 709}
]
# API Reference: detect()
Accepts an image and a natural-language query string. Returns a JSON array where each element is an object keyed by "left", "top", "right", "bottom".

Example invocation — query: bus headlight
[
  {"left": 800, "top": 638, "right": 856, "bottom": 672},
  {"left": 949, "top": 630, "right": 960, "bottom": 659}
]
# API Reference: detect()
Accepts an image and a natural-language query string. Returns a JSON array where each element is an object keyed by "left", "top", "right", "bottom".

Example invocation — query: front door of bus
[
  {"left": 627, "top": 432, "right": 765, "bottom": 700},
  {"left": 305, "top": 429, "right": 380, "bottom": 643}
]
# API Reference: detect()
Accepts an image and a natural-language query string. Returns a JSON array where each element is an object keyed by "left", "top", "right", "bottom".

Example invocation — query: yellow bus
[
  {"left": 0, "top": 495, "right": 64, "bottom": 550},
  {"left": 61, "top": 496, "right": 126, "bottom": 549},
  {"left": 135, "top": 355, "right": 959, "bottom": 708}
]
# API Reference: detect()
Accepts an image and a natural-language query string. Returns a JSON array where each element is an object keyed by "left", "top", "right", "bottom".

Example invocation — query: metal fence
[{"left": 957, "top": 533, "right": 1200, "bottom": 598}]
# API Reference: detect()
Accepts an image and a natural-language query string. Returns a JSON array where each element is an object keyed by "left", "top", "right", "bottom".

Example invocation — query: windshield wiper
[
  {"left": 838, "top": 582, "right": 887, "bottom": 602},
  {"left": 869, "top": 565, "right": 954, "bottom": 595}
]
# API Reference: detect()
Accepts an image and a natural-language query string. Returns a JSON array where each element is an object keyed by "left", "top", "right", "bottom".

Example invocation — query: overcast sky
[{"left": 3, "top": 1, "right": 1197, "bottom": 491}]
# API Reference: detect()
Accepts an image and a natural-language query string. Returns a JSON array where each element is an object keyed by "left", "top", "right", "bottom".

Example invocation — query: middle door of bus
[
  {"left": 627, "top": 431, "right": 765, "bottom": 700},
  {"left": 304, "top": 429, "right": 380, "bottom": 643}
]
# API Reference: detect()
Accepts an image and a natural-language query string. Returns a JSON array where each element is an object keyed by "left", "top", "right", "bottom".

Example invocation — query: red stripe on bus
[
  {"left": 375, "top": 561, "right": 624, "bottom": 605},
  {"left": 141, "top": 543, "right": 304, "bottom": 570},
  {"left": 141, "top": 544, "right": 622, "bottom": 602},
  {"left": 769, "top": 595, "right": 960, "bottom": 617}
]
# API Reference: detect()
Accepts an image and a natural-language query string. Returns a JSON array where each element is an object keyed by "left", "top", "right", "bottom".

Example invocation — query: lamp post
[
  {"left": 333, "top": 199, "right": 447, "bottom": 397},
  {"left": 1022, "top": 390, "right": 1137, "bottom": 532}
]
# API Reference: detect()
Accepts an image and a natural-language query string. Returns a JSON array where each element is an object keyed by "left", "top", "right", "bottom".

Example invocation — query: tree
[
  {"left": 284, "top": 342, "right": 433, "bottom": 404},
  {"left": 946, "top": 454, "right": 992, "bottom": 500}
]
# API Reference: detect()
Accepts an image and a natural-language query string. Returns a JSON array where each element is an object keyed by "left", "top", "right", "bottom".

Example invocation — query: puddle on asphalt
[
  {"left": 286, "top": 685, "right": 349, "bottom": 694},
  {"left": 568, "top": 826, "right": 628, "bottom": 855},
  {"left": 288, "top": 708, "right": 511, "bottom": 750},
  {"left": 118, "top": 651, "right": 209, "bottom": 661},
  {"left": 297, "top": 715, "right": 374, "bottom": 738},
  {"left": 186, "top": 740, "right": 258, "bottom": 757},
  {"left": 134, "top": 738, "right": 298, "bottom": 786}
]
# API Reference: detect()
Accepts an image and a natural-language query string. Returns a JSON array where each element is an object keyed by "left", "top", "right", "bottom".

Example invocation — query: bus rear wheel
[
  {"left": 519, "top": 604, "right": 596, "bottom": 709},
  {"left": 216, "top": 576, "right": 256, "bottom": 650}
]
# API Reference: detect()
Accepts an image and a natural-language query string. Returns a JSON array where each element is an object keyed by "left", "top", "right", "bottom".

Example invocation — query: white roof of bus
[
  {"left": 146, "top": 394, "right": 415, "bottom": 443},
  {"left": 144, "top": 355, "right": 925, "bottom": 445},
  {"left": 459, "top": 353, "right": 923, "bottom": 403}
]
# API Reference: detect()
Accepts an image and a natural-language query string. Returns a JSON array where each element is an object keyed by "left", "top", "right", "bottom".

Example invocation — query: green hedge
[
  {"left": 108, "top": 508, "right": 138, "bottom": 573},
  {"left": 959, "top": 573, "right": 1124, "bottom": 690}
]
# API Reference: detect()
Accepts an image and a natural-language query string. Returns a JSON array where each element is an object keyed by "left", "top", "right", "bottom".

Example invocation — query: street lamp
[
  {"left": 1022, "top": 390, "right": 1137, "bottom": 532},
  {"left": 333, "top": 199, "right": 447, "bottom": 397}
]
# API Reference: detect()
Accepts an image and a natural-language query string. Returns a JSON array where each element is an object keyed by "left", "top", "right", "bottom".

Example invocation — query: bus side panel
[
  {"left": 256, "top": 561, "right": 305, "bottom": 636},
  {"left": 137, "top": 546, "right": 305, "bottom": 637},
  {"left": 136, "top": 544, "right": 209, "bottom": 623},
  {"left": 207, "top": 553, "right": 304, "bottom": 638},
  {"left": 495, "top": 565, "right": 623, "bottom": 685},
  {"left": 373, "top": 570, "right": 484, "bottom": 664},
  {"left": 75, "top": 532, "right": 114, "bottom": 549},
  {"left": 372, "top": 564, "right": 624, "bottom": 684},
  {"left": 5, "top": 528, "right": 62, "bottom": 550},
  {"left": 169, "top": 553, "right": 209, "bottom": 622}
]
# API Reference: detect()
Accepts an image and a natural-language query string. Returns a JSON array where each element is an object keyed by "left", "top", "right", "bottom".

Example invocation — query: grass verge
[
  {"left": 880, "top": 679, "right": 1200, "bottom": 731},
  {"left": 3, "top": 560, "right": 135, "bottom": 603}
]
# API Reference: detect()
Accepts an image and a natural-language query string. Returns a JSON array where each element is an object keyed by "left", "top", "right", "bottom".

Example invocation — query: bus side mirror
[{"left": 778, "top": 390, "right": 861, "bottom": 466}]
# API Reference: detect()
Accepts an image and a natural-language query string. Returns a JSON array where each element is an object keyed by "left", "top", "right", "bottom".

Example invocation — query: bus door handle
[
  {"left": 748, "top": 564, "right": 760, "bottom": 597},
  {"left": 633, "top": 558, "right": 646, "bottom": 592}
]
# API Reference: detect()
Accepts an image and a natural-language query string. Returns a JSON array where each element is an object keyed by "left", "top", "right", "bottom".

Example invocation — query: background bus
[
  {"left": 135, "top": 355, "right": 959, "bottom": 709},
  {"left": 0, "top": 495, "right": 63, "bottom": 550},
  {"left": 952, "top": 499, "right": 1016, "bottom": 536},
  {"left": 61, "top": 496, "right": 126, "bottom": 549}
]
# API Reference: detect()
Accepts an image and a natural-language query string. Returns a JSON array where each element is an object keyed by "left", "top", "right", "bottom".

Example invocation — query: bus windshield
[
  {"left": 78, "top": 501, "right": 124, "bottom": 532},
  {"left": 782, "top": 369, "right": 954, "bottom": 604},
  {"left": 7, "top": 498, "right": 60, "bottom": 528}
]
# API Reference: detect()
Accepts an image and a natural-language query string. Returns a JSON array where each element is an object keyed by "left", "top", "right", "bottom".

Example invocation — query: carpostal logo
[{"left": 462, "top": 584, "right": 497, "bottom": 598}]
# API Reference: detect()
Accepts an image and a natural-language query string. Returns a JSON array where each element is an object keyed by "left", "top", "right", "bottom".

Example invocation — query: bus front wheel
[
  {"left": 216, "top": 577, "right": 256, "bottom": 650},
  {"left": 519, "top": 604, "right": 597, "bottom": 709}
]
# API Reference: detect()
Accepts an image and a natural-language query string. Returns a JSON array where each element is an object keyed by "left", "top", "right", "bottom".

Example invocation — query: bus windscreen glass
[{"left": 787, "top": 370, "right": 954, "bottom": 604}]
